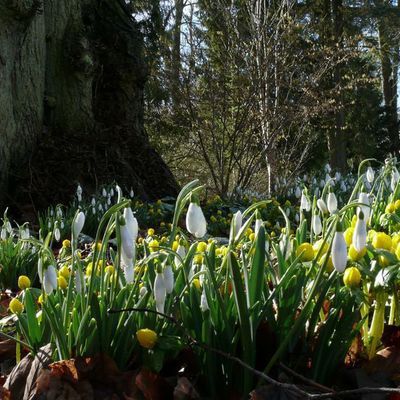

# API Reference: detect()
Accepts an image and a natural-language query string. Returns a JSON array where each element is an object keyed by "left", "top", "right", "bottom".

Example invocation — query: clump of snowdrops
[{"left": 3, "top": 158, "right": 400, "bottom": 396}]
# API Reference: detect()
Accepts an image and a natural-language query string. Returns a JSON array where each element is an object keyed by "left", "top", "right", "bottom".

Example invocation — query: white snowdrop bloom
[
  {"left": 352, "top": 212, "right": 367, "bottom": 252},
  {"left": 317, "top": 198, "right": 328, "bottom": 214},
  {"left": 1, "top": 228, "right": 6, "bottom": 240},
  {"left": 358, "top": 192, "right": 370, "bottom": 222},
  {"left": 98, "top": 204, "right": 103, "bottom": 212},
  {"left": 60, "top": 220, "right": 65, "bottom": 229},
  {"left": 200, "top": 289, "right": 209, "bottom": 312},
  {"left": 130, "top": 188, "right": 134, "bottom": 198},
  {"left": 295, "top": 186, "right": 301, "bottom": 198},
  {"left": 110, "top": 188, "right": 114, "bottom": 197},
  {"left": 54, "top": 227, "right": 61, "bottom": 242},
  {"left": 300, "top": 191, "right": 311, "bottom": 212},
  {"left": 186, "top": 202, "right": 207, "bottom": 238},
  {"left": 102, "top": 188, "right": 107, "bottom": 197},
  {"left": 92, "top": 207, "right": 96, "bottom": 215},
  {"left": 325, "top": 164, "right": 331, "bottom": 173},
  {"left": 312, "top": 215, "right": 322, "bottom": 236},
  {"left": 73, "top": 211, "right": 85, "bottom": 239},
  {"left": 332, "top": 229, "right": 347, "bottom": 273},
  {"left": 163, "top": 265, "right": 174, "bottom": 294},
  {"left": 76, "top": 184, "right": 82, "bottom": 197},
  {"left": 340, "top": 181, "right": 346, "bottom": 192},
  {"left": 48, "top": 221, "right": 51, "bottom": 229},
  {"left": 91, "top": 197, "right": 96, "bottom": 206},
  {"left": 50, "top": 208, "right": 54, "bottom": 217},
  {"left": 107, "top": 196, "right": 111, "bottom": 206},
  {"left": 295, "top": 213, "right": 300, "bottom": 223},
  {"left": 366, "top": 167, "right": 374, "bottom": 183},
  {"left": 375, "top": 268, "right": 390, "bottom": 288},
  {"left": 327, "top": 192, "right": 338, "bottom": 214},
  {"left": 124, "top": 264, "right": 134, "bottom": 284},
  {"left": 286, "top": 208, "right": 290, "bottom": 217},
  {"left": 175, "top": 244, "right": 186, "bottom": 267},
  {"left": 233, "top": 211, "right": 242, "bottom": 236},
  {"left": 154, "top": 272, "right": 166, "bottom": 314},
  {"left": 335, "top": 172, "right": 341, "bottom": 181},
  {"left": 43, "top": 265, "right": 58, "bottom": 294},
  {"left": 124, "top": 207, "right": 139, "bottom": 240},
  {"left": 320, "top": 179, "right": 325, "bottom": 188}
]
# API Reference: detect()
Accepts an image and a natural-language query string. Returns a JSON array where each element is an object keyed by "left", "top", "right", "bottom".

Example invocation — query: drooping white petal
[
  {"left": 327, "top": 193, "right": 338, "bottom": 214},
  {"left": 73, "top": 211, "right": 85, "bottom": 239},
  {"left": 332, "top": 231, "right": 347, "bottom": 273},
  {"left": 312, "top": 215, "right": 322, "bottom": 236},
  {"left": 233, "top": 211, "right": 242, "bottom": 236},
  {"left": 186, "top": 203, "right": 207, "bottom": 238},
  {"left": 200, "top": 289, "right": 209, "bottom": 312},
  {"left": 358, "top": 193, "right": 370, "bottom": 222},
  {"left": 154, "top": 272, "right": 166, "bottom": 314},
  {"left": 163, "top": 265, "right": 174, "bottom": 294},
  {"left": 366, "top": 167, "right": 374, "bottom": 183},
  {"left": 353, "top": 214, "right": 367, "bottom": 252}
]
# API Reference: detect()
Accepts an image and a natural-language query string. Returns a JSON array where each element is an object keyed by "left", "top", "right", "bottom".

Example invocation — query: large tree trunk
[{"left": 0, "top": 0, "right": 178, "bottom": 214}]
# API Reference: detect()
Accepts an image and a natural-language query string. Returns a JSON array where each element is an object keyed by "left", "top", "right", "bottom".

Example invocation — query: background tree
[{"left": 0, "top": 0, "right": 178, "bottom": 215}]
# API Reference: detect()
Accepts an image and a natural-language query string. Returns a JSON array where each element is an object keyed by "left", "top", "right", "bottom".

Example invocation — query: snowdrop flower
[
  {"left": 175, "top": 244, "right": 186, "bottom": 266},
  {"left": 353, "top": 212, "right": 367, "bottom": 252},
  {"left": 312, "top": 215, "right": 322, "bottom": 236},
  {"left": 54, "top": 226, "right": 61, "bottom": 242},
  {"left": 186, "top": 201, "right": 207, "bottom": 238},
  {"left": 91, "top": 197, "right": 96, "bottom": 206},
  {"left": 366, "top": 167, "right": 374, "bottom": 183},
  {"left": 325, "top": 163, "right": 331, "bottom": 173},
  {"left": 375, "top": 268, "right": 390, "bottom": 288},
  {"left": 335, "top": 172, "right": 342, "bottom": 181},
  {"left": 358, "top": 192, "right": 370, "bottom": 222},
  {"left": 60, "top": 220, "right": 64, "bottom": 230},
  {"left": 300, "top": 191, "right": 311, "bottom": 212},
  {"left": 102, "top": 188, "right": 107, "bottom": 197},
  {"left": 1, "top": 228, "right": 6, "bottom": 240},
  {"left": 320, "top": 179, "right": 325, "bottom": 188},
  {"left": 163, "top": 265, "right": 174, "bottom": 294},
  {"left": 332, "top": 224, "right": 347, "bottom": 273},
  {"left": 43, "top": 265, "right": 58, "bottom": 294},
  {"left": 110, "top": 188, "right": 114, "bottom": 197},
  {"left": 317, "top": 198, "right": 328, "bottom": 214},
  {"left": 121, "top": 250, "right": 134, "bottom": 283},
  {"left": 154, "top": 272, "right": 166, "bottom": 314},
  {"left": 340, "top": 181, "right": 346, "bottom": 192},
  {"left": 295, "top": 186, "right": 301, "bottom": 198},
  {"left": 200, "top": 289, "right": 209, "bottom": 312},
  {"left": 130, "top": 188, "right": 134, "bottom": 198},
  {"left": 124, "top": 207, "right": 139, "bottom": 240},
  {"left": 233, "top": 211, "right": 242, "bottom": 236},
  {"left": 73, "top": 211, "right": 85, "bottom": 239},
  {"left": 295, "top": 213, "right": 300, "bottom": 223},
  {"left": 92, "top": 207, "right": 96, "bottom": 215},
  {"left": 327, "top": 192, "right": 338, "bottom": 214}
]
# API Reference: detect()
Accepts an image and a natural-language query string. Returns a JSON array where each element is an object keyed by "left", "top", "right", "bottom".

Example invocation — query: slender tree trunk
[{"left": 0, "top": 0, "right": 178, "bottom": 212}]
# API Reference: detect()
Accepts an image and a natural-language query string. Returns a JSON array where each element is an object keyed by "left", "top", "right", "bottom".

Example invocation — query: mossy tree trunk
[{"left": 0, "top": 0, "right": 178, "bottom": 213}]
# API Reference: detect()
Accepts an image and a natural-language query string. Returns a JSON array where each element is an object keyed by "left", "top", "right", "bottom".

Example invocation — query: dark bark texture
[{"left": 0, "top": 0, "right": 178, "bottom": 215}]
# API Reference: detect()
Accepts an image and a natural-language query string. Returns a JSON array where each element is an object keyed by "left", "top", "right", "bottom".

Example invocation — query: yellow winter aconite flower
[
  {"left": 105, "top": 265, "right": 115, "bottom": 275},
  {"left": 296, "top": 243, "right": 314, "bottom": 262},
  {"left": 344, "top": 227, "right": 354, "bottom": 246},
  {"left": 192, "top": 278, "right": 201, "bottom": 290},
  {"left": 9, "top": 298, "right": 24, "bottom": 314},
  {"left": 392, "top": 234, "right": 400, "bottom": 249},
  {"left": 395, "top": 199, "right": 400, "bottom": 210},
  {"left": 59, "top": 265, "right": 70, "bottom": 279},
  {"left": 57, "top": 276, "right": 68, "bottom": 290},
  {"left": 149, "top": 240, "right": 159, "bottom": 252},
  {"left": 172, "top": 241, "right": 179, "bottom": 252},
  {"left": 318, "top": 254, "right": 334, "bottom": 273},
  {"left": 385, "top": 203, "right": 395, "bottom": 214},
  {"left": 197, "top": 242, "right": 207, "bottom": 252},
  {"left": 249, "top": 233, "right": 256, "bottom": 242},
  {"left": 38, "top": 294, "right": 43, "bottom": 305},
  {"left": 343, "top": 267, "right": 361, "bottom": 288},
  {"left": 91, "top": 242, "right": 102, "bottom": 251},
  {"left": 246, "top": 228, "right": 253, "bottom": 237},
  {"left": 62, "top": 239, "right": 71, "bottom": 248},
  {"left": 210, "top": 216, "right": 217, "bottom": 223},
  {"left": 193, "top": 255, "right": 203, "bottom": 264},
  {"left": 372, "top": 232, "right": 392, "bottom": 250},
  {"left": 136, "top": 328, "right": 158, "bottom": 349},
  {"left": 18, "top": 275, "right": 31, "bottom": 290},
  {"left": 378, "top": 255, "right": 391, "bottom": 268},
  {"left": 147, "top": 228, "right": 155, "bottom": 237},
  {"left": 348, "top": 244, "right": 367, "bottom": 261},
  {"left": 367, "top": 229, "right": 377, "bottom": 242}
]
